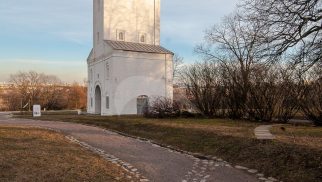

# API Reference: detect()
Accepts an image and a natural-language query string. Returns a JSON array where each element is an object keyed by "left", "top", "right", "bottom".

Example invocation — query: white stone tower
[{"left": 87, "top": 0, "right": 173, "bottom": 115}]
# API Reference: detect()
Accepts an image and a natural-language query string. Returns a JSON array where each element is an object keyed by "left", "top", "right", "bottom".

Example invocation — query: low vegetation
[
  {"left": 181, "top": 23, "right": 322, "bottom": 125},
  {"left": 171, "top": 0, "right": 322, "bottom": 125},
  {"left": 0, "top": 71, "right": 87, "bottom": 111},
  {"left": 16, "top": 113, "right": 322, "bottom": 182},
  {"left": 0, "top": 126, "right": 136, "bottom": 182}
]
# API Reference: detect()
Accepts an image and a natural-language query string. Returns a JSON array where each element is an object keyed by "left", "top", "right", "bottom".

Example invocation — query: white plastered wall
[
  {"left": 103, "top": 0, "right": 160, "bottom": 45},
  {"left": 87, "top": 44, "right": 173, "bottom": 115},
  {"left": 88, "top": 0, "right": 172, "bottom": 115}
]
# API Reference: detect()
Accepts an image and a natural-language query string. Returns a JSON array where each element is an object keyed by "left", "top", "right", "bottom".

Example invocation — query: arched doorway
[
  {"left": 95, "top": 85, "right": 102, "bottom": 115},
  {"left": 137, "top": 95, "right": 149, "bottom": 115}
]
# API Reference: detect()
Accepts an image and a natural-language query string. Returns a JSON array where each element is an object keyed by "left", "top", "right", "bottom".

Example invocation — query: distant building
[{"left": 87, "top": 0, "right": 174, "bottom": 115}]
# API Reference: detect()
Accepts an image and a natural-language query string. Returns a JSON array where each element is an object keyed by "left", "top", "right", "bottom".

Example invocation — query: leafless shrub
[
  {"left": 144, "top": 97, "right": 181, "bottom": 118},
  {"left": 298, "top": 66, "right": 322, "bottom": 126},
  {"left": 180, "top": 61, "right": 226, "bottom": 118},
  {"left": 221, "top": 64, "right": 248, "bottom": 119},
  {"left": 247, "top": 65, "right": 280, "bottom": 122},
  {"left": 275, "top": 67, "right": 302, "bottom": 122}
]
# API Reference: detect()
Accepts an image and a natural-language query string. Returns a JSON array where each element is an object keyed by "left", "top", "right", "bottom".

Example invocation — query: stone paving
[
  {"left": 65, "top": 135, "right": 149, "bottom": 181},
  {"left": 0, "top": 113, "right": 281, "bottom": 182},
  {"left": 254, "top": 125, "right": 276, "bottom": 140}
]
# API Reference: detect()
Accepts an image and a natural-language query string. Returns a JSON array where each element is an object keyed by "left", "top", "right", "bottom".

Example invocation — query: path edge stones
[
  {"left": 72, "top": 122, "right": 281, "bottom": 182},
  {"left": 5, "top": 116, "right": 282, "bottom": 182},
  {"left": 32, "top": 126, "right": 149, "bottom": 182}
]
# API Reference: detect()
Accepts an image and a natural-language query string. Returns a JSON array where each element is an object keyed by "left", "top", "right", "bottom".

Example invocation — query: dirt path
[{"left": 0, "top": 113, "right": 259, "bottom": 182}]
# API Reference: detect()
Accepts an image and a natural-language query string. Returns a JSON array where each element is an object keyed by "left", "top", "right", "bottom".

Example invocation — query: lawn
[
  {"left": 0, "top": 126, "right": 139, "bottom": 182},
  {"left": 16, "top": 112, "right": 322, "bottom": 182},
  {"left": 271, "top": 125, "right": 322, "bottom": 150}
]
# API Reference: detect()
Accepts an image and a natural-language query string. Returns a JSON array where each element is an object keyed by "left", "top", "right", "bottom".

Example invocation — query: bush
[
  {"left": 300, "top": 80, "right": 322, "bottom": 126},
  {"left": 144, "top": 97, "right": 181, "bottom": 118},
  {"left": 181, "top": 62, "right": 227, "bottom": 118},
  {"left": 180, "top": 111, "right": 197, "bottom": 118}
]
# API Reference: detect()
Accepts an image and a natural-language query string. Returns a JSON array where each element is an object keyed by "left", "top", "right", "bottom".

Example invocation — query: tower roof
[{"left": 105, "top": 40, "right": 173, "bottom": 55}]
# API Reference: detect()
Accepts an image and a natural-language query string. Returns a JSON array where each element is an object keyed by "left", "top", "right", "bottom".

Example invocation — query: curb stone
[
  {"left": 65, "top": 135, "right": 149, "bottom": 182},
  {"left": 26, "top": 126, "right": 147, "bottom": 181},
  {"left": 82, "top": 124, "right": 282, "bottom": 182}
]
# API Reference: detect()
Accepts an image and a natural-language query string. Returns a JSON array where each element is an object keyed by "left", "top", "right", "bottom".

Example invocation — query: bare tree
[
  {"left": 221, "top": 66, "right": 246, "bottom": 119},
  {"left": 298, "top": 64, "right": 322, "bottom": 126},
  {"left": 41, "top": 75, "right": 67, "bottom": 110},
  {"left": 247, "top": 65, "right": 280, "bottom": 122},
  {"left": 181, "top": 61, "right": 225, "bottom": 117},
  {"left": 9, "top": 71, "right": 65, "bottom": 110},
  {"left": 1, "top": 90, "right": 21, "bottom": 111},
  {"left": 173, "top": 54, "right": 184, "bottom": 83},
  {"left": 242, "top": 0, "right": 322, "bottom": 68},
  {"left": 274, "top": 66, "right": 302, "bottom": 122},
  {"left": 9, "top": 71, "right": 45, "bottom": 110},
  {"left": 195, "top": 13, "right": 269, "bottom": 118},
  {"left": 67, "top": 82, "right": 87, "bottom": 110},
  {"left": 4, "top": 71, "right": 89, "bottom": 111},
  {"left": 0, "top": 86, "right": 3, "bottom": 110}
]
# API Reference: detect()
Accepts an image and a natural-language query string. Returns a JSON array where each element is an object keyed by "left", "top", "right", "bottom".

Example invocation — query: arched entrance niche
[{"left": 95, "top": 85, "right": 102, "bottom": 115}]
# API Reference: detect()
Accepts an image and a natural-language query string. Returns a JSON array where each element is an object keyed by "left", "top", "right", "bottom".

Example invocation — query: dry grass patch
[
  {"left": 151, "top": 121, "right": 255, "bottom": 138},
  {"left": 0, "top": 126, "right": 137, "bottom": 182},
  {"left": 272, "top": 125, "right": 322, "bottom": 150},
  {"left": 15, "top": 113, "right": 322, "bottom": 182},
  {"left": 16, "top": 113, "right": 259, "bottom": 138}
]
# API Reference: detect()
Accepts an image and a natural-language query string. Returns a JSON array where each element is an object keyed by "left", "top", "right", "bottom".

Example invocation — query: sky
[{"left": 0, "top": 0, "right": 239, "bottom": 83}]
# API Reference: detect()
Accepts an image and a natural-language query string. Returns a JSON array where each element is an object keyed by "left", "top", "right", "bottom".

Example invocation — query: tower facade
[
  {"left": 94, "top": 0, "right": 160, "bottom": 46},
  {"left": 87, "top": 0, "right": 173, "bottom": 116}
]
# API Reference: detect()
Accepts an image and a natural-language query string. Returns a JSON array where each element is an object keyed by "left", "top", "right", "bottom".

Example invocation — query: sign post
[{"left": 33, "top": 105, "right": 41, "bottom": 117}]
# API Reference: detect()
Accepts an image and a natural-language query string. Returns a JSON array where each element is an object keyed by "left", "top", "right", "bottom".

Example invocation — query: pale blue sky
[{"left": 0, "top": 0, "right": 238, "bottom": 83}]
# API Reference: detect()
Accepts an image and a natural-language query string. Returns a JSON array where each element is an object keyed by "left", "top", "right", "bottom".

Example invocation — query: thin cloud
[
  {"left": 0, "top": 0, "right": 239, "bottom": 82},
  {"left": 10, "top": 58, "right": 85, "bottom": 66},
  {"left": 49, "top": 31, "right": 92, "bottom": 45},
  {"left": 0, "top": 58, "right": 87, "bottom": 83}
]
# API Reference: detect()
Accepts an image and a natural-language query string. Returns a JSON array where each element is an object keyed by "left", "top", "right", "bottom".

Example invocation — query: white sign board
[{"left": 33, "top": 105, "right": 41, "bottom": 117}]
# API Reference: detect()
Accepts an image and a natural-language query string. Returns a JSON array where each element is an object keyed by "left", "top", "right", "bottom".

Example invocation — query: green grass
[
  {"left": 15, "top": 113, "right": 322, "bottom": 182},
  {"left": 0, "top": 126, "right": 138, "bottom": 182}
]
